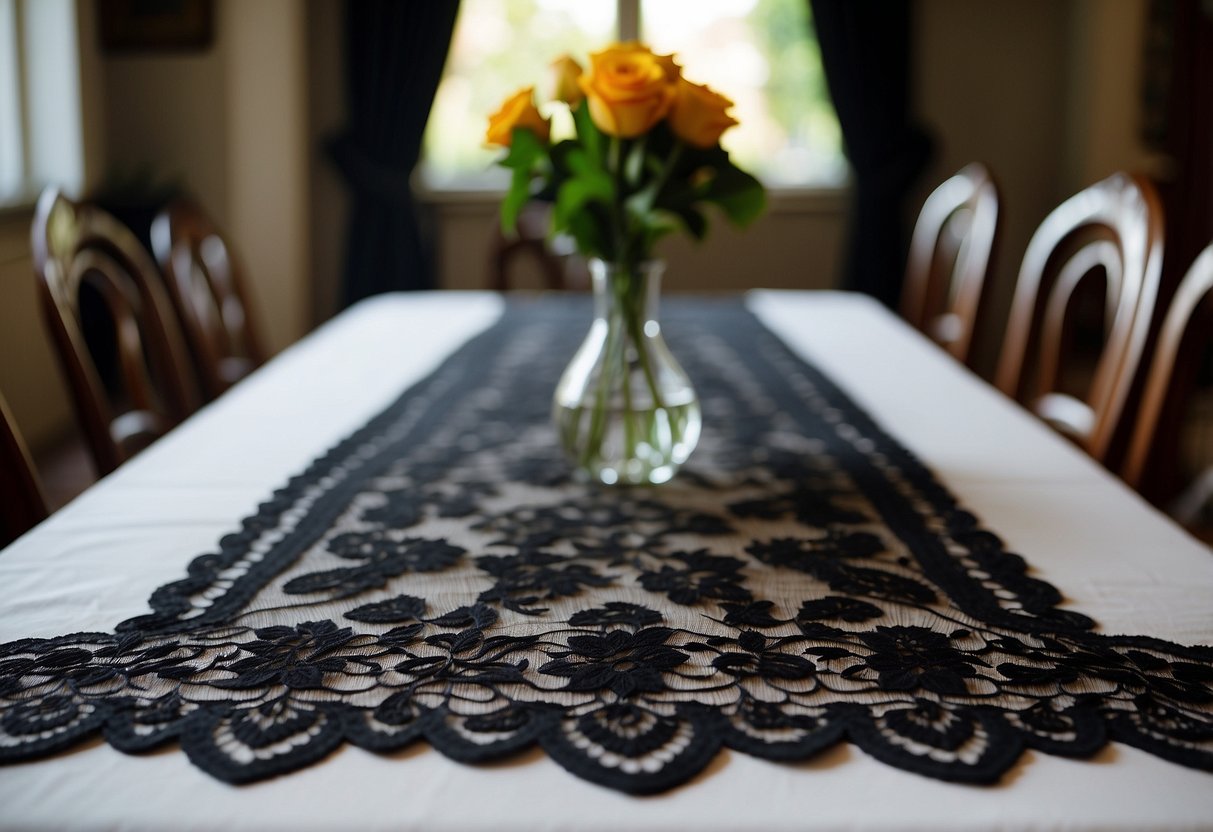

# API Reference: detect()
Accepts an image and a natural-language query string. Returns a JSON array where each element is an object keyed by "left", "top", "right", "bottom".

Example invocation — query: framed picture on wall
[{"left": 98, "top": 0, "right": 214, "bottom": 53}]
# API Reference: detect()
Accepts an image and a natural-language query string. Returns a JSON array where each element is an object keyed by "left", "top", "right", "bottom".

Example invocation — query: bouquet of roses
[{"left": 485, "top": 42, "right": 765, "bottom": 270}]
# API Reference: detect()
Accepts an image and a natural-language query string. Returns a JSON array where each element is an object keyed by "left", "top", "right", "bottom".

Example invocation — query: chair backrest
[
  {"left": 31, "top": 187, "right": 199, "bottom": 476},
  {"left": 151, "top": 198, "right": 265, "bottom": 400},
  {"left": 900, "top": 163, "right": 1000, "bottom": 366},
  {"left": 1121, "top": 243, "right": 1213, "bottom": 498},
  {"left": 489, "top": 201, "right": 587, "bottom": 292},
  {"left": 0, "top": 392, "right": 47, "bottom": 548},
  {"left": 995, "top": 172, "right": 1164, "bottom": 465}
]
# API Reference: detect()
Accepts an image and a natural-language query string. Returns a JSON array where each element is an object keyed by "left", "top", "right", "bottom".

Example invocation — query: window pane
[
  {"left": 421, "top": 0, "right": 614, "bottom": 189},
  {"left": 24, "top": 0, "right": 82, "bottom": 193},
  {"left": 642, "top": 0, "right": 846, "bottom": 187},
  {"left": 0, "top": 0, "right": 24, "bottom": 201}
]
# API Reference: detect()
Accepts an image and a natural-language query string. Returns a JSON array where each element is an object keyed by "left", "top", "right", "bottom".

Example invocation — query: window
[
  {"left": 421, "top": 0, "right": 844, "bottom": 191},
  {"left": 0, "top": 0, "right": 84, "bottom": 208},
  {"left": 0, "top": 0, "right": 27, "bottom": 199}
]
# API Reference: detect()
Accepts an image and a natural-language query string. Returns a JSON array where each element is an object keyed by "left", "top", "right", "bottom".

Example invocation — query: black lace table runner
[{"left": 2, "top": 298, "right": 1211, "bottom": 793}]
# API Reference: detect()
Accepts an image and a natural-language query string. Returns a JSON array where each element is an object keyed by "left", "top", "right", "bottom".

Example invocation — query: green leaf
[
  {"left": 548, "top": 139, "right": 580, "bottom": 177},
  {"left": 624, "top": 138, "right": 647, "bottom": 188},
  {"left": 701, "top": 155, "right": 767, "bottom": 227},
  {"left": 566, "top": 147, "right": 608, "bottom": 180},
  {"left": 564, "top": 204, "right": 611, "bottom": 259},
  {"left": 555, "top": 176, "right": 607, "bottom": 220},
  {"left": 650, "top": 179, "right": 699, "bottom": 214},
  {"left": 500, "top": 166, "right": 533, "bottom": 235},
  {"left": 571, "top": 100, "right": 605, "bottom": 167},
  {"left": 643, "top": 218, "right": 678, "bottom": 251},
  {"left": 499, "top": 127, "right": 546, "bottom": 171},
  {"left": 496, "top": 127, "right": 552, "bottom": 235},
  {"left": 552, "top": 148, "right": 614, "bottom": 234},
  {"left": 624, "top": 182, "right": 659, "bottom": 222},
  {"left": 663, "top": 206, "right": 708, "bottom": 241}
]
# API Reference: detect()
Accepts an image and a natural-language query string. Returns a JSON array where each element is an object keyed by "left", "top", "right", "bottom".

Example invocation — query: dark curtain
[
  {"left": 329, "top": 0, "right": 460, "bottom": 306},
  {"left": 1145, "top": 0, "right": 1213, "bottom": 294},
  {"left": 810, "top": 0, "right": 933, "bottom": 309},
  {"left": 1137, "top": 0, "right": 1213, "bottom": 503}
]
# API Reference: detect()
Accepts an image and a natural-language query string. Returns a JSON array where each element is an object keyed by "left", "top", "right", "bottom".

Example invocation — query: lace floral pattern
[{"left": 1, "top": 300, "right": 1211, "bottom": 793}]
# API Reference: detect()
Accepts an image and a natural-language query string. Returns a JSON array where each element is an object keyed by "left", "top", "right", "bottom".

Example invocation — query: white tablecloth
[{"left": 1, "top": 291, "right": 1210, "bottom": 832}]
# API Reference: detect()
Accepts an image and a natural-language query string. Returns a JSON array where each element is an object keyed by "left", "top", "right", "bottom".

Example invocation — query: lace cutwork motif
[{"left": 1, "top": 300, "right": 1211, "bottom": 793}]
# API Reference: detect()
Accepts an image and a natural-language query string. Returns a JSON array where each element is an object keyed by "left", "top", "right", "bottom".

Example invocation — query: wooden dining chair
[
  {"left": 994, "top": 172, "right": 1164, "bottom": 465},
  {"left": 31, "top": 187, "right": 199, "bottom": 476},
  {"left": 900, "top": 163, "right": 1000, "bottom": 367},
  {"left": 150, "top": 198, "right": 266, "bottom": 400},
  {"left": 0, "top": 391, "right": 48, "bottom": 548},
  {"left": 1121, "top": 243, "right": 1213, "bottom": 509},
  {"left": 489, "top": 201, "right": 588, "bottom": 291}
]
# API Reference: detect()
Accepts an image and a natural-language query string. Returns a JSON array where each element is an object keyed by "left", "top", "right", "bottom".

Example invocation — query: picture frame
[{"left": 98, "top": 0, "right": 214, "bottom": 54}]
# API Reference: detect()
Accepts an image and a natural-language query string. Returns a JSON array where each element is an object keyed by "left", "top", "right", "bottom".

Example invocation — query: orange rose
[
  {"left": 550, "top": 55, "right": 584, "bottom": 105},
  {"left": 668, "top": 78, "right": 739, "bottom": 149},
  {"left": 578, "top": 43, "right": 678, "bottom": 138},
  {"left": 485, "top": 87, "right": 550, "bottom": 147},
  {"left": 655, "top": 52, "right": 681, "bottom": 83}
]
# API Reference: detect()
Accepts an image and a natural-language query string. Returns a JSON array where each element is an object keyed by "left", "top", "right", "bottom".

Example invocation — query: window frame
[
  {"left": 417, "top": 0, "right": 848, "bottom": 201},
  {"left": 0, "top": 0, "right": 30, "bottom": 208}
]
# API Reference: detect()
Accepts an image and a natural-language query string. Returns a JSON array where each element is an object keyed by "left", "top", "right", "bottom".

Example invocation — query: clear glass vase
[{"left": 553, "top": 258, "right": 701, "bottom": 485}]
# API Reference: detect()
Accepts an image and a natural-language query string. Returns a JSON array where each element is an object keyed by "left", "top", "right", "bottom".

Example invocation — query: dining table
[{"left": 0, "top": 290, "right": 1210, "bottom": 832}]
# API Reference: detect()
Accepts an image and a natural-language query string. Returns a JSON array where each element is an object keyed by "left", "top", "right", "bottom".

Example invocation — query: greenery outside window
[{"left": 421, "top": 0, "right": 844, "bottom": 192}]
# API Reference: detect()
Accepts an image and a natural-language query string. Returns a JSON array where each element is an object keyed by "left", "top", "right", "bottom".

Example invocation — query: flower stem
[
  {"left": 650, "top": 140, "right": 684, "bottom": 207},
  {"left": 616, "top": 266, "right": 645, "bottom": 465},
  {"left": 621, "top": 267, "right": 664, "bottom": 412},
  {"left": 582, "top": 314, "right": 617, "bottom": 469},
  {"left": 609, "top": 136, "right": 626, "bottom": 263}
]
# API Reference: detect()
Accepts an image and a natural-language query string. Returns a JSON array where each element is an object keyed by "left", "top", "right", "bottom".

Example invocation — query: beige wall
[
  {"left": 102, "top": 33, "right": 229, "bottom": 225},
  {"left": 222, "top": 0, "right": 309, "bottom": 354},
  {"left": 915, "top": 0, "right": 1073, "bottom": 375},
  {"left": 103, "top": 0, "right": 309, "bottom": 354},
  {"left": 432, "top": 192, "right": 847, "bottom": 293},
  {"left": 1064, "top": 0, "right": 1156, "bottom": 191},
  {"left": 914, "top": 0, "right": 1155, "bottom": 377}
]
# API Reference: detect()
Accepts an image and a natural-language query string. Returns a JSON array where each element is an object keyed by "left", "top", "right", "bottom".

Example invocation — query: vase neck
[{"left": 590, "top": 258, "right": 664, "bottom": 324}]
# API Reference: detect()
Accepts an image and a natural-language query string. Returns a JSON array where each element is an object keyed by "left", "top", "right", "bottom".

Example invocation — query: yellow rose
[
  {"left": 578, "top": 43, "right": 678, "bottom": 138},
  {"left": 668, "top": 78, "right": 739, "bottom": 149},
  {"left": 655, "top": 52, "right": 681, "bottom": 82},
  {"left": 485, "top": 87, "right": 550, "bottom": 147},
  {"left": 550, "top": 55, "right": 584, "bottom": 105}
]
